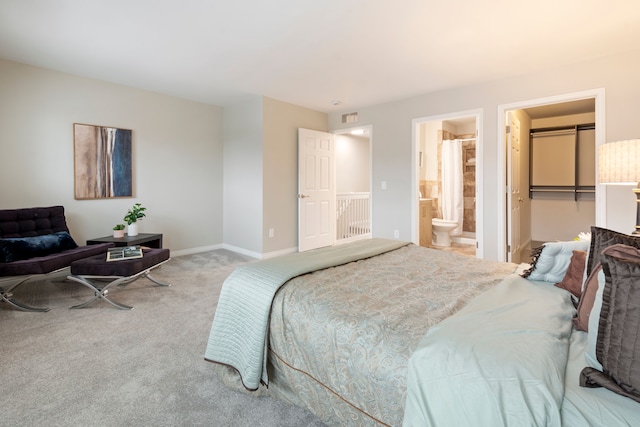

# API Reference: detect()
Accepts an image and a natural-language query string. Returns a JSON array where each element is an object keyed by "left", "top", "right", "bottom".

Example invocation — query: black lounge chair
[{"left": 0, "top": 206, "right": 113, "bottom": 312}]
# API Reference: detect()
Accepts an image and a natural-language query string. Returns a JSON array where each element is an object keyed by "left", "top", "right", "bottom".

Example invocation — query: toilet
[{"left": 431, "top": 218, "right": 459, "bottom": 247}]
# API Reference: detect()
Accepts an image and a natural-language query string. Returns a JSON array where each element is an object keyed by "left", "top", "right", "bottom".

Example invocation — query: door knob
[{"left": 298, "top": 194, "right": 309, "bottom": 199}]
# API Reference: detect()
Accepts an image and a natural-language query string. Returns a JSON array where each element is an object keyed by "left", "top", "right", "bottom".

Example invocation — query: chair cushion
[
  {"left": 0, "top": 243, "right": 114, "bottom": 276},
  {"left": 0, "top": 206, "right": 69, "bottom": 238}
]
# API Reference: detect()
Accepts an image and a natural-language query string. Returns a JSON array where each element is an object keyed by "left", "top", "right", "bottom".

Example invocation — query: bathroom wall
[
  {"left": 418, "top": 121, "right": 441, "bottom": 217},
  {"left": 460, "top": 134, "right": 476, "bottom": 233},
  {"left": 419, "top": 127, "right": 476, "bottom": 234}
]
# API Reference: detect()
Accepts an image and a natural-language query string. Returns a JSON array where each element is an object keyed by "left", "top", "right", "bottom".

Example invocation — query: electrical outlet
[
  {"left": 394, "top": 229, "right": 399, "bottom": 238},
  {"left": 268, "top": 228, "right": 275, "bottom": 238},
  {"left": 381, "top": 181, "right": 387, "bottom": 190}
]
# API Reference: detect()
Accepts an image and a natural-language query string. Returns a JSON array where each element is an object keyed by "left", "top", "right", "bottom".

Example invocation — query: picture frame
[{"left": 73, "top": 123, "right": 133, "bottom": 199}]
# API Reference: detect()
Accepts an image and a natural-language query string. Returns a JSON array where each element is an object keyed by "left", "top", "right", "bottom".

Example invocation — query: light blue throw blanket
[
  {"left": 204, "top": 238, "right": 410, "bottom": 390},
  {"left": 403, "top": 275, "right": 575, "bottom": 426}
]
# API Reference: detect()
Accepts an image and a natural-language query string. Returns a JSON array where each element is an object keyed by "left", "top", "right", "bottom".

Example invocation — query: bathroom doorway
[{"left": 412, "top": 110, "right": 481, "bottom": 257}]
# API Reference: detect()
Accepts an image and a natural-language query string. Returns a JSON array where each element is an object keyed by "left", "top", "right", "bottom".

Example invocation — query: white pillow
[{"left": 522, "top": 240, "right": 590, "bottom": 283}]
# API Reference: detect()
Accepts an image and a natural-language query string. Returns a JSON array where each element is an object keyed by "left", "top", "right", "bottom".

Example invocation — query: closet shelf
[{"left": 529, "top": 185, "right": 595, "bottom": 201}]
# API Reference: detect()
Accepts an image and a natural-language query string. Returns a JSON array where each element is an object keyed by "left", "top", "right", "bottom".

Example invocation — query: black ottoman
[{"left": 67, "top": 248, "right": 171, "bottom": 309}]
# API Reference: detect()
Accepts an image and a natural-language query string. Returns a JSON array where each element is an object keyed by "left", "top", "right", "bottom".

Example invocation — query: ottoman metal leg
[
  {"left": 67, "top": 260, "right": 171, "bottom": 310},
  {"left": 143, "top": 271, "right": 171, "bottom": 287},
  {"left": 67, "top": 275, "right": 135, "bottom": 310}
]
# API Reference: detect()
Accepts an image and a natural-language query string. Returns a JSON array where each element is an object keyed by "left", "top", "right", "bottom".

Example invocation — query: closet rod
[
  {"left": 530, "top": 123, "right": 595, "bottom": 134},
  {"left": 440, "top": 137, "right": 476, "bottom": 143}
]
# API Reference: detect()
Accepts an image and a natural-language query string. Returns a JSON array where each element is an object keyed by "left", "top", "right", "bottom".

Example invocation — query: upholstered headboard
[{"left": 0, "top": 206, "right": 70, "bottom": 238}]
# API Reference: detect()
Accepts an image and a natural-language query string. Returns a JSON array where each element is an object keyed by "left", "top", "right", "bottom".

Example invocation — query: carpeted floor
[{"left": 1, "top": 249, "right": 325, "bottom": 427}]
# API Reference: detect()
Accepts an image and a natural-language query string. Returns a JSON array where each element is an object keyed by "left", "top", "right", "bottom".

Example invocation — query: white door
[
  {"left": 506, "top": 112, "right": 523, "bottom": 263},
  {"left": 298, "top": 128, "right": 335, "bottom": 252}
]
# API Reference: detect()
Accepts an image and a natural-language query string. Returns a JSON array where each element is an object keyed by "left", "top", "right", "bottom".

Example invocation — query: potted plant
[
  {"left": 112, "top": 223, "right": 126, "bottom": 238},
  {"left": 123, "top": 203, "right": 147, "bottom": 237}
]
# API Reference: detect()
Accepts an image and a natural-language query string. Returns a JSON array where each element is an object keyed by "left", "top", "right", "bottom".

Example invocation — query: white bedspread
[{"left": 404, "top": 275, "right": 575, "bottom": 427}]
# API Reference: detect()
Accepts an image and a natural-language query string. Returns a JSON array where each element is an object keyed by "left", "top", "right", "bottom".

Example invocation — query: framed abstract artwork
[{"left": 73, "top": 123, "right": 133, "bottom": 199}]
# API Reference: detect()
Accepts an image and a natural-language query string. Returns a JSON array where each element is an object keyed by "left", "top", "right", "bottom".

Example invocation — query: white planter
[
  {"left": 113, "top": 229, "right": 125, "bottom": 238},
  {"left": 127, "top": 223, "right": 139, "bottom": 237}
]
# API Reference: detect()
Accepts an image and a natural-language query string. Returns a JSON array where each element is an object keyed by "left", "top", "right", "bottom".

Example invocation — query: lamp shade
[{"left": 598, "top": 139, "right": 640, "bottom": 184}]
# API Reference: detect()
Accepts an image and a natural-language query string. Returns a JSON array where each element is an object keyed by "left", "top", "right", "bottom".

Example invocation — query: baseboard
[
  {"left": 260, "top": 246, "right": 298, "bottom": 259},
  {"left": 169, "top": 243, "right": 298, "bottom": 260},
  {"left": 170, "top": 244, "right": 224, "bottom": 257}
]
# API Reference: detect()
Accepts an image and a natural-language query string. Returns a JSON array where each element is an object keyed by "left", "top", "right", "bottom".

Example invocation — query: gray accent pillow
[
  {"left": 580, "top": 244, "right": 640, "bottom": 403},
  {"left": 587, "top": 226, "right": 640, "bottom": 277}
]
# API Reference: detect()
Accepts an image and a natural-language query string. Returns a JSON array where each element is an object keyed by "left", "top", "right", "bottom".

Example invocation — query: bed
[{"left": 205, "top": 232, "right": 640, "bottom": 426}]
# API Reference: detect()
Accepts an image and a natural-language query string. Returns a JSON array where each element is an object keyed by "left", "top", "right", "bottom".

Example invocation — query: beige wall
[
  {"left": 0, "top": 59, "right": 327, "bottom": 258},
  {"left": 328, "top": 49, "right": 640, "bottom": 260},
  {"left": 223, "top": 96, "right": 328, "bottom": 257},
  {"left": 262, "top": 97, "right": 327, "bottom": 255},
  {"left": 0, "top": 59, "right": 223, "bottom": 254}
]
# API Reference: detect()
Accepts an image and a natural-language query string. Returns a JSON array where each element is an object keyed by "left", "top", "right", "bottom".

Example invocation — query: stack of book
[{"left": 106, "top": 246, "right": 143, "bottom": 262}]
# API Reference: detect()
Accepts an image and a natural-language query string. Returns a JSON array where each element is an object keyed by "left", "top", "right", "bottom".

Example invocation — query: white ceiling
[{"left": 1, "top": 0, "right": 639, "bottom": 112}]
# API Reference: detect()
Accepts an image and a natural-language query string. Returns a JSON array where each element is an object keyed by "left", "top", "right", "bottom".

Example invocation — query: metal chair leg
[{"left": 0, "top": 276, "right": 51, "bottom": 312}]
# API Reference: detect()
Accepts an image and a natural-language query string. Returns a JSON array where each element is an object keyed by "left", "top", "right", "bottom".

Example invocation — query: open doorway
[
  {"left": 412, "top": 110, "right": 482, "bottom": 257},
  {"left": 333, "top": 126, "right": 372, "bottom": 244},
  {"left": 498, "top": 89, "right": 606, "bottom": 262}
]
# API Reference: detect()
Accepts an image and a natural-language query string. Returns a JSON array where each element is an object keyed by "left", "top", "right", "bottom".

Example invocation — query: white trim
[
  {"left": 411, "top": 109, "right": 483, "bottom": 258},
  {"left": 219, "top": 243, "right": 269, "bottom": 259},
  {"left": 260, "top": 246, "right": 298, "bottom": 259},
  {"left": 451, "top": 236, "right": 476, "bottom": 245},
  {"left": 170, "top": 244, "right": 224, "bottom": 257},
  {"left": 332, "top": 125, "right": 373, "bottom": 136},
  {"left": 496, "top": 88, "right": 606, "bottom": 262},
  {"left": 172, "top": 243, "right": 297, "bottom": 260}
]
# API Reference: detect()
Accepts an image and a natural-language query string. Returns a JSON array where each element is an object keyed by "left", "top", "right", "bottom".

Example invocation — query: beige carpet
[{"left": 1, "top": 249, "right": 325, "bottom": 427}]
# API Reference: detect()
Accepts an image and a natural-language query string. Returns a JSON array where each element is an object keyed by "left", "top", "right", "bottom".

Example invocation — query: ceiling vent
[{"left": 341, "top": 112, "right": 358, "bottom": 124}]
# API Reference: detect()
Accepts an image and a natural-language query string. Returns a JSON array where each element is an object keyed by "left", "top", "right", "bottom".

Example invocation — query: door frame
[
  {"left": 496, "top": 88, "right": 606, "bottom": 262},
  {"left": 506, "top": 111, "right": 523, "bottom": 263},
  {"left": 411, "top": 109, "right": 484, "bottom": 257}
]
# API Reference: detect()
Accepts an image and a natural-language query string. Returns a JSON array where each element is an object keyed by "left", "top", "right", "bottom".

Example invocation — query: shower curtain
[{"left": 441, "top": 139, "right": 463, "bottom": 235}]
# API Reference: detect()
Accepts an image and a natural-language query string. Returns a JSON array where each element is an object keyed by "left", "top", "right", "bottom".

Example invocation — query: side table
[{"left": 87, "top": 233, "right": 163, "bottom": 249}]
